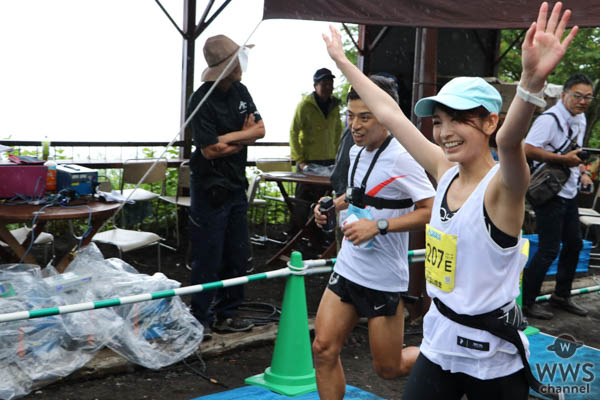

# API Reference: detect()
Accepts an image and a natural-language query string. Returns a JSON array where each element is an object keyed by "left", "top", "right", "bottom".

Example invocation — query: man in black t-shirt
[{"left": 187, "top": 35, "right": 265, "bottom": 339}]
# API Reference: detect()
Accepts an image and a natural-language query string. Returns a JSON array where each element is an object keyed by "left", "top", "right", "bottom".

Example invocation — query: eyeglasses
[{"left": 568, "top": 92, "right": 594, "bottom": 102}]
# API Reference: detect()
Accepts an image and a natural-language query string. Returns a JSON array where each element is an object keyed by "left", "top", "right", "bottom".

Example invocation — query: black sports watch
[{"left": 376, "top": 219, "right": 389, "bottom": 235}]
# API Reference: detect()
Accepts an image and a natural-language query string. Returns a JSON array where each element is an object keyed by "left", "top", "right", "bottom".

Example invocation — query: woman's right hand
[{"left": 322, "top": 25, "right": 347, "bottom": 64}]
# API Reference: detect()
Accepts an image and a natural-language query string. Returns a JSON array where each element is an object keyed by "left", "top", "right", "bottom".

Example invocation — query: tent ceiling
[{"left": 263, "top": 0, "right": 600, "bottom": 29}]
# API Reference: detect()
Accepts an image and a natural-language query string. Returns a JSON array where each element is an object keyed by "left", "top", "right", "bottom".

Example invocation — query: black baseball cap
[{"left": 313, "top": 68, "right": 335, "bottom": 83}]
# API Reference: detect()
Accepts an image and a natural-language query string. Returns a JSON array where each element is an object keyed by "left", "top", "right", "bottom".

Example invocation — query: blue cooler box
[{"left": 524, "top": 234, "right": 591, "bottom": 275}]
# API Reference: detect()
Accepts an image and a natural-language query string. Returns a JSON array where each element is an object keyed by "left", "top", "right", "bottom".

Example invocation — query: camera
[
  {"left": 319, "top": 197, "right": 336, "bottom": 233},
  {"left": 565, "top": 142, "right": 589, "bottom": 162},
  {"left": 345, "top": 186, "right": 365, "bottom": 208},
  {"left": 579, "top": 150, "right": 590, "bottom": 162}
]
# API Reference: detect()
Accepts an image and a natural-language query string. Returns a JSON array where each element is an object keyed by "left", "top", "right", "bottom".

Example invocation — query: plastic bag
[
  {"left": 0, "top": 243, "right": 204, "bottom": 398},
  {"left": 65, "top": 243, "right": 204, "bottom": 369},
  {"left": 0, "top": 264, "right": 95, "bottom": 398}
]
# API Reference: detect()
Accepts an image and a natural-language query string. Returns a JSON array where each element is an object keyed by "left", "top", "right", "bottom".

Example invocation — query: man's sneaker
[
  {"left": 213, "top": 317, "right": 254, "bottom": 333},
  {"left": 203, "top": 325, "right": 213, "bottom": 341},
  {"left": 548, "top": 294, "right": 589, "bottom": 317},
  {"left": 522, "top": 303, "right": 554, "bottom": 320}
]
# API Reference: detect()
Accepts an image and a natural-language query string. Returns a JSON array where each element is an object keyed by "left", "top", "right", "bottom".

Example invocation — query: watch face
[{"left": 377, "top": 219, "right": 388, "bottom": 231}]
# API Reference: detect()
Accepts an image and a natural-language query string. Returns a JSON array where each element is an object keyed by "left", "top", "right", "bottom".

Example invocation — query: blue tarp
[
  {"left": 523, "top": 234, "right": 591, "bottom": 275},
  {"left": 192, "top": 385, "right": 384, "bottom": 400}
]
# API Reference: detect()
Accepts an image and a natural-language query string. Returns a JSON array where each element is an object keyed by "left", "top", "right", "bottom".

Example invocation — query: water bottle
[
  {"left": 319, "top": 196, "right": 336, "bottom": 233},
  {"left": 44, "top": 158, "right": 57, "bottom": 192},
  {"left": 42, "top": 135, "right": 50, "bottom": 161}
]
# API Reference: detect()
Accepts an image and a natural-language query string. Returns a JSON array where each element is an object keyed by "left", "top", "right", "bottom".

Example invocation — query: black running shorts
[{"left": 327, "top": 272, "right": 402, "bottom": 318}]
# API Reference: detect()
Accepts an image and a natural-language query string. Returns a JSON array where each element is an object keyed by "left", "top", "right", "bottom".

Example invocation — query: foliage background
[{"left": 499, "top": 27, "right": 600, "bottom": 147}]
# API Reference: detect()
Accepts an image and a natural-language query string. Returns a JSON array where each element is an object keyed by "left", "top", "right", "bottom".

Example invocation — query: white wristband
[{"left": 517, "top": 83, "right": 547, "bottom": 108}]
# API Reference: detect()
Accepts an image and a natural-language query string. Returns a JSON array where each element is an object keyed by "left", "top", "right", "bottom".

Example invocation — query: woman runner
[{"left": 323, "top": 2, "right": 577, "bottom": 399}]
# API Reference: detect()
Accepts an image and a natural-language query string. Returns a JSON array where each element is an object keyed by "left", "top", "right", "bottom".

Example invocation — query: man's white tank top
[{"left": 420, "top": 164, "right": 529, "bottom": 380}]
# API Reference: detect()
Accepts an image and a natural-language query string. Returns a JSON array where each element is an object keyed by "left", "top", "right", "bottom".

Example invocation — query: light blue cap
[{"left": 414, "top": 77, "right": 502, "bottom": 117}]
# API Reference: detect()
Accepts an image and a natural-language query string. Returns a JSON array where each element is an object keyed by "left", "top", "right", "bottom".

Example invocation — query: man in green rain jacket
[{"left": 289, "top": 68, "right": 343, "bottom": 237}]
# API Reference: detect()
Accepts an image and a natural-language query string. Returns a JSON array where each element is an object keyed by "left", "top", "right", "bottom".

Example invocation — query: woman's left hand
[{"left": 521, "top": 2, "right": 578, "bottom": 91}]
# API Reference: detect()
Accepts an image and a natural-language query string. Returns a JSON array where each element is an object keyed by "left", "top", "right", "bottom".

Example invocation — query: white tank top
[{"left": 420, "top": 164, "right": 529, "bottom": 380}]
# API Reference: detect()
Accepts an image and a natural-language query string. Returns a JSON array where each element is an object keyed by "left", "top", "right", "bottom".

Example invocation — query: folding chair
[
  {"left": 255, "top": 158, "right": 293, "bottom": 214},
  {"left": 579, "top": 193, "right": 600, "bottom": 247},
  {"left": 254, "top": 157, "right": 293, "bottom": 244},
  {"left": 159, "top": 160, "right": 191, "bottom": 249},
  {"left": 92, "top": 158, "right": 175, "bottom": 270},
  {"left": 96, "top": 175, "right": 114, "bottom": 193},
  {"left": 120, "top": 158, "right": 168, "bottom": 201},
  {"left": 119, "top": 158, "right": 168, "bottom": 229},
  {"left": 247, "top": 173, "right": 267, "bottom": 246},
  {"left": 577, "top": 185, "right": 600, "bottom": 265},
  {"left": 92, "top": 215, "right": 175, "bottom": 271},
  {"left": 579, "top": 184, "right": 600, "bottom": 217},
  {"left": 255, "top": 157, "right": 293, "bottom": 173},
  {"left": 0, "top": 226, "right": 54, "bottom": 266}
]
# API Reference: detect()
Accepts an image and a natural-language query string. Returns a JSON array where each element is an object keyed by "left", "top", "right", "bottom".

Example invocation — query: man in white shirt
[
  {"left": 312, "top": 75, "right": 435, "bottom": 400},
  {"left": 523, "top": 74, "right": 594, "bottom": 320}
]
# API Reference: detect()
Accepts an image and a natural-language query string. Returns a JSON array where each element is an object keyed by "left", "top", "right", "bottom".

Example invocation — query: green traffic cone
[{"left": 245, "top": 251, "right": 317, "bottom": 396}]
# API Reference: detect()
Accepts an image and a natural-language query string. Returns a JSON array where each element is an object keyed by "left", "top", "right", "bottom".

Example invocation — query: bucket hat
[
  {"left": 414, "top": 77, "right": 502, "bottom": 117},
  {"left": 201, "top": 35, "right": 253, "bottom": 82}
]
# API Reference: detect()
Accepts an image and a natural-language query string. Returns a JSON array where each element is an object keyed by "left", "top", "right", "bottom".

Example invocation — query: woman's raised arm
[{"left": 323, "top": 26, "right": 449, "bottom": 180}]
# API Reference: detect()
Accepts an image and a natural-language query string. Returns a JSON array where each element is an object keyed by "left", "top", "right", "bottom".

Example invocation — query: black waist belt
[
  {"left": 433, "top": 298, "right": 563, "bottom": 400},
  {"left": 363, "top": 195, "right": 413, "bottom": 210}
]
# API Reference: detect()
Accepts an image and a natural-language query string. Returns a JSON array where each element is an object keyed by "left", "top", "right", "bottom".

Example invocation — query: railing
[
  {"left": 0, "top": 140, "right": 292, "bottom": 167},
  {"left": 0, "top": 139, "right": 294, "bottom": 230}
]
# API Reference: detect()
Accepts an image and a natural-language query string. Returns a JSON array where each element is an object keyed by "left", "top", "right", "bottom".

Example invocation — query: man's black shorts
[{"left": 327, "top": 272, "right": 402, "bottom": 318}]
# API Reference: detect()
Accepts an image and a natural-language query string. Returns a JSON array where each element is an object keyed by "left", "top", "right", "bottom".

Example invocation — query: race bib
[{"left": 425, "top": 224, "right": 457, "bottom": 292}]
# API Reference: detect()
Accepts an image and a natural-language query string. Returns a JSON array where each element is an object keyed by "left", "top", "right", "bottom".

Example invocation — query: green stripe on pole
[
  {"left": 29, "top": 308, "right": 60, "bottom": 318},
  {"left": 202, "top": 281, "right": 224, "bottom": 290},
  {"left": 151, "top": 290, "right": 177, "bottom": 300},
  {"left": 95, "top": 298, "right": 122, "bottom": 308},
  {"left": 0, "top": 252, "right": 429, "bottom": 324},
  {"left": 248, "top": 273, "right": 268, "bottom": 282},
  {"left": 536, "top": 285, "right": 600, "bottom": 302},
  {"left": 0, "top": 266, "right": 294, "bottom": 323}
]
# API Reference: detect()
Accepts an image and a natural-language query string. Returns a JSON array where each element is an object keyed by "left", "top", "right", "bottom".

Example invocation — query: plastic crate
[{"left": 523, "top": 234, "right": 591, "bottom": 275}]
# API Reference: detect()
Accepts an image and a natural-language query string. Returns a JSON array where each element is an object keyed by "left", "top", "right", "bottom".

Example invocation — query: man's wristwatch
[{"left": 376, "top": 219, "right": 389, "bottom": 235}]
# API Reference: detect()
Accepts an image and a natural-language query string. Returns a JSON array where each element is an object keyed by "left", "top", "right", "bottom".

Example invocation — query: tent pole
[{"left": 407, "top": 27, "right": 437, "bottom": 324}]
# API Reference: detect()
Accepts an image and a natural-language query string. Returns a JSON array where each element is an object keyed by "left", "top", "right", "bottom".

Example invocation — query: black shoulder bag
[{"left": 526, "top": 113, "right": 577, "bottom": 207}]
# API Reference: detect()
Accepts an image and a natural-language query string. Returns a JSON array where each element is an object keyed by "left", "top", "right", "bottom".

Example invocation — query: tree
[{"left": 498, "top": 27, "right": 600, "bottom": 147}]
